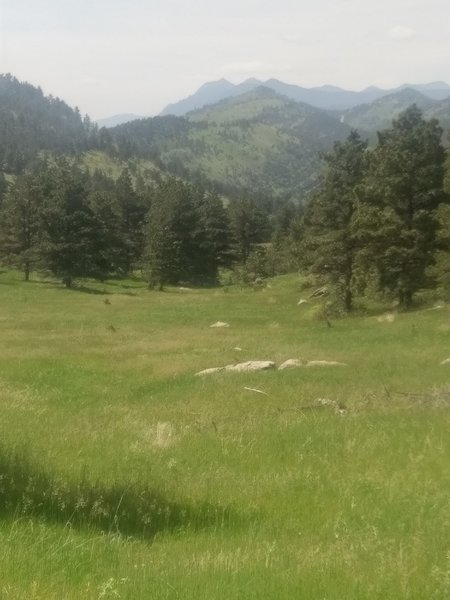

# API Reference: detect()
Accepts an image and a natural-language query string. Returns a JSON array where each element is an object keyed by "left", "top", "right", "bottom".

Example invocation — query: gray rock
[
  {"left": 225, "top": 360, "right": 276, "bottom": 372},
  {"left": 306, "top": 360, "right": 347, "bottom": 367},
  {"left": 278, "top": 359, "right": 306, "bottom": 370},
  {"left": 195, "top": 367, "right": 225, "bottom": 376}
]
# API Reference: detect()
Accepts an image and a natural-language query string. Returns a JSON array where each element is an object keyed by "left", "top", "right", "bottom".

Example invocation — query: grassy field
[{"left": 1, "top": 270, "right": 450, "bottom": 598}]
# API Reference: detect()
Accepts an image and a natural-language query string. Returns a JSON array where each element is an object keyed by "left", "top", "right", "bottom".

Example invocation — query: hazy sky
[{"left": 1, "top": 0, "right": 449, "bottom": 119}]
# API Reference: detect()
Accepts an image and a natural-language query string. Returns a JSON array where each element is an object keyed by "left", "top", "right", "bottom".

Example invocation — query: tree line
[
  {"left": 300, "top": 105, "right": 449, "bottom": 310},
  {"left": 0, "top": 157, "right": 276, "bottom": 288},
  {"left": 0, "top": 103, "right": 448, "bottom": 311}
]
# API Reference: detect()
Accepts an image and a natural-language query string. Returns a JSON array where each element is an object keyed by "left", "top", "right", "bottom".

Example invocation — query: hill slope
[
  {"left": 112, "top": 87, "right": 352, "bottom": 201},
  {"left": 342, "top": 88, "right": 450, "bottom": 135},
  {"left": 0, "top": 74, "right": 93, "bottom": 173}
]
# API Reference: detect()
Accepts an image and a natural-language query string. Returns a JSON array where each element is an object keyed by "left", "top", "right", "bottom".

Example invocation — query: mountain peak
[
  {"left": 160, "top": 78, "right": 450, "bottom": 117},
  {"left": 198, "top": 78, "right": 233, "bottom": 90}
]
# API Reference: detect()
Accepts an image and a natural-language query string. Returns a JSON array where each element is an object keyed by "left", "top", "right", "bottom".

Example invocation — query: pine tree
[
  {"left": 39, "top": 159, "right": 102, "bottom": 287},
  {"left": 302, "top": 131, "right": 368, "bottom": 311},
  {"left": 115, "top": 168, "right": 147, "bottom": 274},
  {"left": 228, "top": 197, "right": 270, "bottom": 264},
  {"left": 0, "top": 173, "right": 8, "bottom": 206},
  {"left": 144, "top": 179, "right": 185, "bottom": 289},
  {"left": 87, "top": 190, "right": 128, "bottom": 277},
  {"left": 362, "top": 105, "right": 448, "bottom": 307},
  {"left": 193, "top": 190, "right": 231, "bottom": 284},
  {"left": 144, "top": 180, "right": 230, "bottom": 288},
  {"left": 0, "top": 171, "right": 43, "bottom": 280}
]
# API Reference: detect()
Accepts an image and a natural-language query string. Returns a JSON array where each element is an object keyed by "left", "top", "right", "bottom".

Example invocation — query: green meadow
[{"left": 1, "top": 271, "right": 450, "bottom": 599}]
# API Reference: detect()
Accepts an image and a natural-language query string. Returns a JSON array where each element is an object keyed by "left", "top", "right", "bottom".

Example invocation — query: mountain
[
  {"left": 96, "top": 113, "right": 146, "bottom": 128},
  {"left": 160, "top": 78, "right": 450, "bottom": 116},
  {"left": 399, "top": 81, "right": 450, "bottom": 101},
  {"left": 342, "top": 88, "right": 436, "bottom": 132},
  {"left": 160, "top": 79, "right": 238, "bottom": 116},
  {"left": 342, "top": 88, "right": 450, "bottom": 134},
  {"left": 429, "top": 97, "right": 450, "bottom": 131},
  {"left": 112, "top": 87, "right": 352, "bottom": 201},
  {"left": 0, "top": 73, "right": 93, "bottom": 173}
]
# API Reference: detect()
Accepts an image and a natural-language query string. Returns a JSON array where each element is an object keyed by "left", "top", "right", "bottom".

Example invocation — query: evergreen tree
[
  {"left": 40, "top": 159, "right": 103, "bottom": 287},
  {"left": 144, "top": 180, "right": 230, "bottom": 288},
  {"left": 115, "top": 168, "right": 147, "bottom": 274},
  {"left": 87, "top": 190, "right": 128, "bottom": 277},
  {"left": 228, "top": 197, "right": 270, "bottom": 264},
  {"left": 193, "top": 190, "right": 231, "bottom": 284},
  {"left": 0, "top": 173, "right": 8, "bottom": 206},
  {"left": 144, "top": 179, "right": 189, "bottom": 289},
  {"left": 302, "top": 131, "right": 368, "bottom": 310},
  {"left": 362, "top": 105, "right": 448, "bottom": 307},
  {"left": 0, "top": 171, "right": 43, "bottom": 280}
]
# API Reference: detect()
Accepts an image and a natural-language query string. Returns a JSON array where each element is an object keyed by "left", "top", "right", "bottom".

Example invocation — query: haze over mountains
[
  {"left": 159, "top": 77, "right": 450, "bottom": 116},
  {"left": 96, "top": 78, "right": 450, "bottom": 127},
  {"left": 2, "top": 72, "right": 450, "bottom": 204}
]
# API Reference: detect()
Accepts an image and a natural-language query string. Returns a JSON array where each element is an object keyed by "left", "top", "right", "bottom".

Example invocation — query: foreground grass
[{"left": 0, "top": 271, "right": 450, "bottom": 598}]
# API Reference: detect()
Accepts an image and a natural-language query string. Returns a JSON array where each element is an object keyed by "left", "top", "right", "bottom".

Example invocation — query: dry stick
[{"left": 243, "top": 387, "right": 269, "bottom": 396}]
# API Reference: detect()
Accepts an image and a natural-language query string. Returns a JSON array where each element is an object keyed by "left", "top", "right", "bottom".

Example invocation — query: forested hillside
[
  {"left": 111, "top": 87, "right": 351, "bottom": 201},
  {"left": 1, "top": 74, "right": 449, "bottom": 207},
  {"left": 0, "top": 74, "right": 95, "bottom": 173},
  {"left": 342, "top": 88, "right": 450, "bottom": 137}
]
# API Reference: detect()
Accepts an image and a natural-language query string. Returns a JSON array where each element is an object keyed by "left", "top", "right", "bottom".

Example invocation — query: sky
[{"left": 0, "top": 0, "right": 449, "bottom": 119}]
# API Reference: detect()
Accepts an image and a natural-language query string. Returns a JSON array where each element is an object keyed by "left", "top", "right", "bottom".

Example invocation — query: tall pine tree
[
  {"left": 302, "top": 131, "right": 368, "bottom": 311},
  {"left": 362, "top": 105, "right": 448, "bottom": 307}
]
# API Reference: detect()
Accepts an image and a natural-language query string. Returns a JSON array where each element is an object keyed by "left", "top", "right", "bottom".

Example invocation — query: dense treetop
[{"left": 0, "top": 74, "right": 95, "bottom": 173}]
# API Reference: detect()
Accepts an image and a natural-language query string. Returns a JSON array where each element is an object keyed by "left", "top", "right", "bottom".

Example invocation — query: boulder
[
  {"left": 225, "top": 360, "right": 276, "bottom": 372},
  {"left": 195, "top": 367, "right": 225, "bottom": 376},
  {"left": 278, "top": 359, "right": 306, "bottom": 370},
  {"left": 306, "top": 360, "right": 347, "bottom": 367}
]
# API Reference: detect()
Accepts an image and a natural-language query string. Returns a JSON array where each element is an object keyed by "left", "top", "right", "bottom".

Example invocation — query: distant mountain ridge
[
  {"left": 2, "top": 73, "right": 450, "bottom": 208},
  {"left": 342, "top": 87, "right": 450, "bottom": 133},
  {"left": 160, "top": 78, "right": 450, "bottom": 116}
]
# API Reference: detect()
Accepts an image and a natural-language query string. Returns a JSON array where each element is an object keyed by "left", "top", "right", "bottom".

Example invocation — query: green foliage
[
  {"left": 302, "top": 131, "right": 368, "bottom": 310},
  {"left": 115, "top": 168, "right": 148, "bottom": 273},
  {"left": 109, "top": 88, "right": 352, "bottom": 202},
  {"left": 0, "top": 170, "right": 44, "bottom": 279},
  {"left": 0, "top": 74, "right": 94, "bottom": 173},
  {"left": 303, "top": 107, "right": 450, "bottom": 310},
  {"left": 39, "top": 159, "right": 104, "bottom": 287},
  {"left": 361, "top": 105, "right": 448, "bottom": 307},
  {"left": 228, "top": 196, "right": 271, "bottom": 264},
  {"left": 0, "top": 172, "right": 8, "bottom": 204},
  {"left": 144, "top": 179, "right": 231, "bottom": 288}
]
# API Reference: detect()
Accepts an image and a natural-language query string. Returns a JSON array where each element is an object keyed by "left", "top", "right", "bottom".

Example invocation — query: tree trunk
[
  {"left": 63, "top": 276, "right": 72, "bottom": 288},
  {"left": 344, "top": 287, "right": 352, "bottom": 312},
  {"left": 344, "top": 261, "right": 353, "bottom": 311},
  {"left": 399, "top": 288, "right": 413, "bottom": 309},
  {"left": 24, "top": 263, "right": 30, "bottom": 282}
]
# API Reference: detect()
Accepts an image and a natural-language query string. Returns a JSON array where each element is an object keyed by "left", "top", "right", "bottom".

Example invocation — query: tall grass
[{"left": 1, "top": 270, "right": 450, "bottom": 598}]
